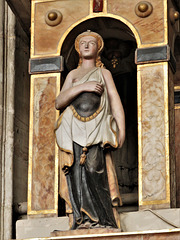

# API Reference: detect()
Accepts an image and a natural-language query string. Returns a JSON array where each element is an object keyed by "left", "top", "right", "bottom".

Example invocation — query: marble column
[
  {"left": 0, "top": 0, "right": 5, "bottom": 237},
  {"left": 0, "top": 2, "right": 16, "bottom": 240}
]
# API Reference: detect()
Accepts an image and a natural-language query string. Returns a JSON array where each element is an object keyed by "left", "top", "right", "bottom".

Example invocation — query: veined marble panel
[
  {"left": 32, "top": 0, "right": 89, "bottom": 57},
  {"left": 28, "top": 74, "right": 59, "bottom": 216},
  {"left": 108, "top": 0, "right": 166, "bottom": 47},
  {"left": 138, "top": 63, "right": 170, "bottom": 207}
]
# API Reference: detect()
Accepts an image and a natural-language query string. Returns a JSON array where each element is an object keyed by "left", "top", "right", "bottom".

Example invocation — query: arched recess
[{"left": 59, "top": 16, "right": 138, "bottom": 212}]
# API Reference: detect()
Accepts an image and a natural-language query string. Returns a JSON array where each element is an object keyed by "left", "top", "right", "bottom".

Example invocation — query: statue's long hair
[{"left": 75, "top": 30, "right": 104, "bottom": 68}]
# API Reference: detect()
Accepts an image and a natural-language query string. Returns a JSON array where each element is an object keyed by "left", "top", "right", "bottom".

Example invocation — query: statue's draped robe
[{"left": 55, "top": 67, "right": 122, "bottom": 228}]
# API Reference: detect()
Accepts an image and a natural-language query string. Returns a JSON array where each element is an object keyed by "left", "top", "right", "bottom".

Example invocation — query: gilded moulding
[
  {"left": 175, "top": 105, "right": 180, "bottom": 110},
  {"left": 138, "top": 62, "right": 170, "bottom": 207},
  {"left": 28, "top": 72, "right": 60, "bottom": 216},
  {"left": 174, "top": 86, "right": 180, "bottom": 91}
]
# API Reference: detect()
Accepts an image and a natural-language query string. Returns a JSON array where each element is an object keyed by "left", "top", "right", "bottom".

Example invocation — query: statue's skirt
[{"left": 66, "top": 93, "right": 117, "bottom": 229}]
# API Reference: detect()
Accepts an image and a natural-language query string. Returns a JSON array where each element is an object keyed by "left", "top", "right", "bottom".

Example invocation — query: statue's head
[{"left": 75, "top": 30, "right": 104, "bottom": 67}]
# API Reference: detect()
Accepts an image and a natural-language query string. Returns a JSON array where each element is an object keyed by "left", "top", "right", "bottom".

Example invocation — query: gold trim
[
  {"left": 81, "top": 207, "right": 99, "bottom": 222},
  {"left": 164, "top": 0, "right": 168, "bottom": 45},
  {"left": 30, "top": 1, "right": 35, "bottom": 58},
  {"left": 175, "top": 105, "right": 180, "bottom": 110},
  {"left": 58, "top": 146, "right": 73, "bottom": 156},
  {"left": 70, "top": 105, "right": 102, "bottom": 122},
  {"left": 138, "top": 62, "right": 170, "bottom": 206},
  {"left": 27, "top": 75, "right": 34, "bottom": 214},
  {"left": 32, "top": 0, "right": 56, "bottom": 3},
  {"left": 28, "top": 72, "right": 60, "bottom": 216},
  {"left": 89, "top": 0, "right": 93, "bottom": 15},
  {"left": 104, "top": 0, "right": 108, "bottom": 14},
  {"left": 137, "top": 65, "right": 142, "bottom": 206},
  {"left": 103, "top": 117, "right": 118, "bottom": 149},
  {"left": 140, "top": 199, "right": 170, "bottom": 206},
  {"left": 28, "top": 209, "right": 57, "bottom": 215},
  {"left": 54, "top": 73, "right": 61, "bottom": 214},
  {"left": 138, "top": 43, "right": 170, "bottom": 49},
  {"left": 174, "top": 86, "right": 180, "bottom": 91},
  {"left": 164, "top": 62, "right": 170, "bottom": 205}
]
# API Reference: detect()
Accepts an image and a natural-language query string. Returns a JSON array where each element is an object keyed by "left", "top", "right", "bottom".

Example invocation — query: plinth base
[
  {"left": 51, "top": 227, "right": 121, "bottom": 237},
  {"left": 15, "top": 228, "right": 180, "bottom": 240},
  {"left": 16, "top": 216, "right": 69, "bottom": 239}
]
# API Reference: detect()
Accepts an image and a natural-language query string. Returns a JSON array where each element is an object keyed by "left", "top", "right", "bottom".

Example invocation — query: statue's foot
[
  {"left": 90, "top": 223, "right": 105, "bottom": 229},
  {"left": 77, "top": 221, "right": 91, "bottom": 229}
]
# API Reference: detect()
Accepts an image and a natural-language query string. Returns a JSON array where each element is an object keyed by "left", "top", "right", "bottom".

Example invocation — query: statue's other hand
[{"left": 82, "top": 81, "right": 104, "bottom": 96}]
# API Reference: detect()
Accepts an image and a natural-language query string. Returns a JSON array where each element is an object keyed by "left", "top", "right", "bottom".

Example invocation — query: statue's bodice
[{"left": 71, "top": 92, "right": 101, "bottom": 117}]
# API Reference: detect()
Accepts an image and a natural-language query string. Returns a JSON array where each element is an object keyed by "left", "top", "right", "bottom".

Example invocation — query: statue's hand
[
  {"left": 82, "top": 81, "right": 104, "bottom": 95},
  {"left": 63, "top": 166, "right": 69, "bottom": 175}
]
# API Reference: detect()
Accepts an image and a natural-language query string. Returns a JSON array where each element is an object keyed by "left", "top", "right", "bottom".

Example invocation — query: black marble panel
[
  {"left": 29, "top": 56, "right": 64, "bottom": 74},
  {"left": 135, "top": 45, "right": 176, "bottom": 73},
  {"left": 175, "top": 91, "right": 180, "bottom": 104},
  {"left": 136, "top": 46, "right": 168, "bottom": 63}
]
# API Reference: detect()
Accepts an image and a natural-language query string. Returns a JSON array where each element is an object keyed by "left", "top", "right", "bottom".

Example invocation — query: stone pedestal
[
  {"left": 120, "top": 208, "right": 180, "bottom": 232},
  {"left": 16, "top": 217, "right": 69, "bottom": 239},
  {"left": 49, "top": 229, "right": 180, "bottom": 240}
]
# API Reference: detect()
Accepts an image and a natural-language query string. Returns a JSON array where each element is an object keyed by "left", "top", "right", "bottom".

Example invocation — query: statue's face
[{"left": 79, "top": 36, "right": 98, "bottom": 59}]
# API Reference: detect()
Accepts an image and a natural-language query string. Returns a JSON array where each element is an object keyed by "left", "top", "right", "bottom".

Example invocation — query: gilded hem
[
  {"left": 103, "top": 116, "right": 118, "bottom": 148},
  {"left": 54, "top": 111, "right": 64, "bottom": 131},
  {"left": 70, "top": 105, "right": 102, "bottom": 122},
  {"left": 80, "top": 208, "right": 99, "bottom": 223}
]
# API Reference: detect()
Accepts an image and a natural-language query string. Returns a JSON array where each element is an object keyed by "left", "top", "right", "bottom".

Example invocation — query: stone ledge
[
  {"left": 16, "top": 216, "right": 69, "bottom": 239},
  {"left": 15, "top": 228, "right": 180, "bottom": 240},
  {"left": 120, "top": 208, "right": 180, "bottom": 232}
]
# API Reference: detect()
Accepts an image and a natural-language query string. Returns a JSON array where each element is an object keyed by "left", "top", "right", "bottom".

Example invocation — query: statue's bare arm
[
  {"left": 102, "top": 68, "right": 125, "bottom": 148},
  {"left": 55, "top": 70, "right": 104, "bottom": 110}
]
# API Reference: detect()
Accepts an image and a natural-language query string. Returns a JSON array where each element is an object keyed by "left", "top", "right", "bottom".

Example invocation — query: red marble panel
[
  {"left": 31, "top": 77, "right": 57, "bottom": 211},
  {"left": 33, "top": 0, "right": 89, "bottom": 56},
  {"left": 108, "top": 0, "right": 165, "bottom": 46},
  {"left": 93, "top": 0, "right": 103, "bottom": 12}
]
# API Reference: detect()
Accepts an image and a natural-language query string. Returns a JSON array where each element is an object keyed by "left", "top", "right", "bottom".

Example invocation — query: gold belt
[{"left": 70, "top": 105, "right": 102, "bottom": 122}]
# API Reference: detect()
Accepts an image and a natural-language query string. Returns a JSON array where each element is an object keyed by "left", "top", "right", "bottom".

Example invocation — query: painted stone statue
[{"left": 55, "top": 31, "right": 125, "bottom": 229}]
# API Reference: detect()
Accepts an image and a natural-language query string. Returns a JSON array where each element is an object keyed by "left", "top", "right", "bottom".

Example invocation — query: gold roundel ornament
[
  {"left": 45, "top": 10, "right": 62, "bottom": 26},
  {"left": 135, "top": 1, "right": 153, "bottom": 18},
  {"left": 169, "top": 8, "right": 179, "bottom": 24}
]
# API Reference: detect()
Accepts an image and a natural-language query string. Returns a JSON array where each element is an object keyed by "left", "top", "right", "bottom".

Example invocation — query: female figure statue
[{"left": 55, "top": 31, "right": 125, "bottom": 229}]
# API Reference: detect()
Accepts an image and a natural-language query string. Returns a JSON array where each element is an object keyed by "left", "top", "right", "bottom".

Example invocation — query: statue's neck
[
  {"left": 81, "top": 58, "right": 96, "bottom": 69},
  {"left": 74, "top": 66, "right": 97, "bottom": 82}
]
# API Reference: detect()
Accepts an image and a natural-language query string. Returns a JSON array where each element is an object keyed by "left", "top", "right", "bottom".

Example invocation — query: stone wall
[
  {"left": 13, "top": 9, "right": 30, "bottom": 206},
  {"left": 0, "top": 1, "right": 30, "bottom": 239}
]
